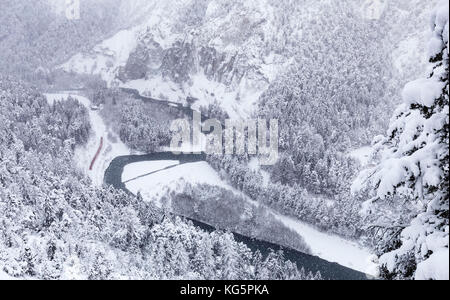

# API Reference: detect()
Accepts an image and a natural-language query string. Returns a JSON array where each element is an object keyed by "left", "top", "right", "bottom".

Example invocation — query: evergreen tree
[{"left": 356, "top": 0, "right": 449, "bottom": 280}]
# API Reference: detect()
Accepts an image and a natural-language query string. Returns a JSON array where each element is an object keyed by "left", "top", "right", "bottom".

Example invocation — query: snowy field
[
  {"left": 45, "top": 93, "right": 131, "bottom": 185},
  {"left": 125, "top": 161, "right": 229, "bottom": 202}
]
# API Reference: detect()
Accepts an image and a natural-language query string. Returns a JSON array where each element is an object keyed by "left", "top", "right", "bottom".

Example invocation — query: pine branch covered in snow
[{"left": 355, "top": 0, "right": 449, "bottom": 280}]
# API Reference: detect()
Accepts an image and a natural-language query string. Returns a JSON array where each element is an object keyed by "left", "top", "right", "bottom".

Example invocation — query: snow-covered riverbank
[{"left": 273, "top": 213, "right": 378, "bottom": 276}]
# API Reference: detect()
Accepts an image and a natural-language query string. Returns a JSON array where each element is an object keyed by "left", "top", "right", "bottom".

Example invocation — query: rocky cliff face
[
  {"left": 119, "top": 43, "right": 151, "bottom": 81},
  {"left": 199, "top": 46, "right": 242, "bottom": 87},
  {"left": 120, "top": 36, "right": 255, "bottom": 89},
  {"left": 160, "top": 41, "right": 197, "bottom": 84},
  {"left": 62, "top": 0, "right": 298, "bottom": 109}
]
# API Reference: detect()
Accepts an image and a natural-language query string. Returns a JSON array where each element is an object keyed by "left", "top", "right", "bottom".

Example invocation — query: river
[{"left": 104, "top": 150, "right": 371, "bottom": 280}]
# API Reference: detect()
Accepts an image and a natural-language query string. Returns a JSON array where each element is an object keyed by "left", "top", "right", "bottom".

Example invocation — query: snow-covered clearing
[
  {"left": 44, "top": 93, "right": 131, "bottom": 186},
  {"left": 125, "top": 161, "right": 228, "bottom": 202},
  {"left": 122, "top": 160, "right": 180, "bottom": 182},
  {"left": 60, "top": 28, "right": 140, "bottom": 84},
  {"left": 123, "top": 159, "right": 378, "bottom": 276}
]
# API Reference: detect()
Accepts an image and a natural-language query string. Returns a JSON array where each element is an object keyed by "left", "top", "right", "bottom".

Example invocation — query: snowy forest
[{"left": 0, "top": 0, "right": 448, "bottom": 281}]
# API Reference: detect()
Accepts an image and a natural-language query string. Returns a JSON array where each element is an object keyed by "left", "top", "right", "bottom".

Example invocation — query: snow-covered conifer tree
[{"left": 356, "top": 0, "right": 449, "bottom": 280}]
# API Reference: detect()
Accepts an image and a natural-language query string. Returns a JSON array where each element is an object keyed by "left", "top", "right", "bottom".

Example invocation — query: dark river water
[{"left": 104, "top": 151, "right": 371, "bottom": 280}]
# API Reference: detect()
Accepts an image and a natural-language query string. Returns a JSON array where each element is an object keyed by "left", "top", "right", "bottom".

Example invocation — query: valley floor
[{"left": 44, "top": 92, "right": 378, "bottom": 277}]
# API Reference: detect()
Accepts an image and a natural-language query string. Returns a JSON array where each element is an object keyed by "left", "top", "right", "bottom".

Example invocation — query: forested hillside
[{"left": 0, "top": 76, "right": 315, "bottom": 279}]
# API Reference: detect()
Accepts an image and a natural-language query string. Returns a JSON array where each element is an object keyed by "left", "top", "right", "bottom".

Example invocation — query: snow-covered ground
[
  {"left": 125, "top": 161, "right": 229, "bottom": 202},
  {"left": 122, "top": 159, "right": 378, "bottom": 276},
  {"left": 121, "top": 73, "right": 264, "bottom": 119},
  {"left": 45, "top": 93, "right": 131, "bottom": 186},
  {"left": 60, "top": 28, "right": 140, "bottom": 84},
  {"left": 349, "top": 146, "right": 374, "bottom": 167},
  {"left": 122, "top": 160, "right": 180, "bottom": 182},
  {"left": 273, "top": 213, "right": 378, "bottom": 277},
  {"left": 0, "top": 269, "right": 16, "bottom": 280}
]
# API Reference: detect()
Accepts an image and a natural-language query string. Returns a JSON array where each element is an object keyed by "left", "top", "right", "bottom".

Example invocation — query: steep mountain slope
[
  {"left": 60, "top": 1, "right": 302, "bottom": 113},
  {"left": 61, "top": 0, "right": 438, "bottom": 119},
  {"left": 61, "top": 0, "right": 321, "bottom": 117},
  {"left": 0, "top": 0, "right": 123, "bottom": 81}
]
